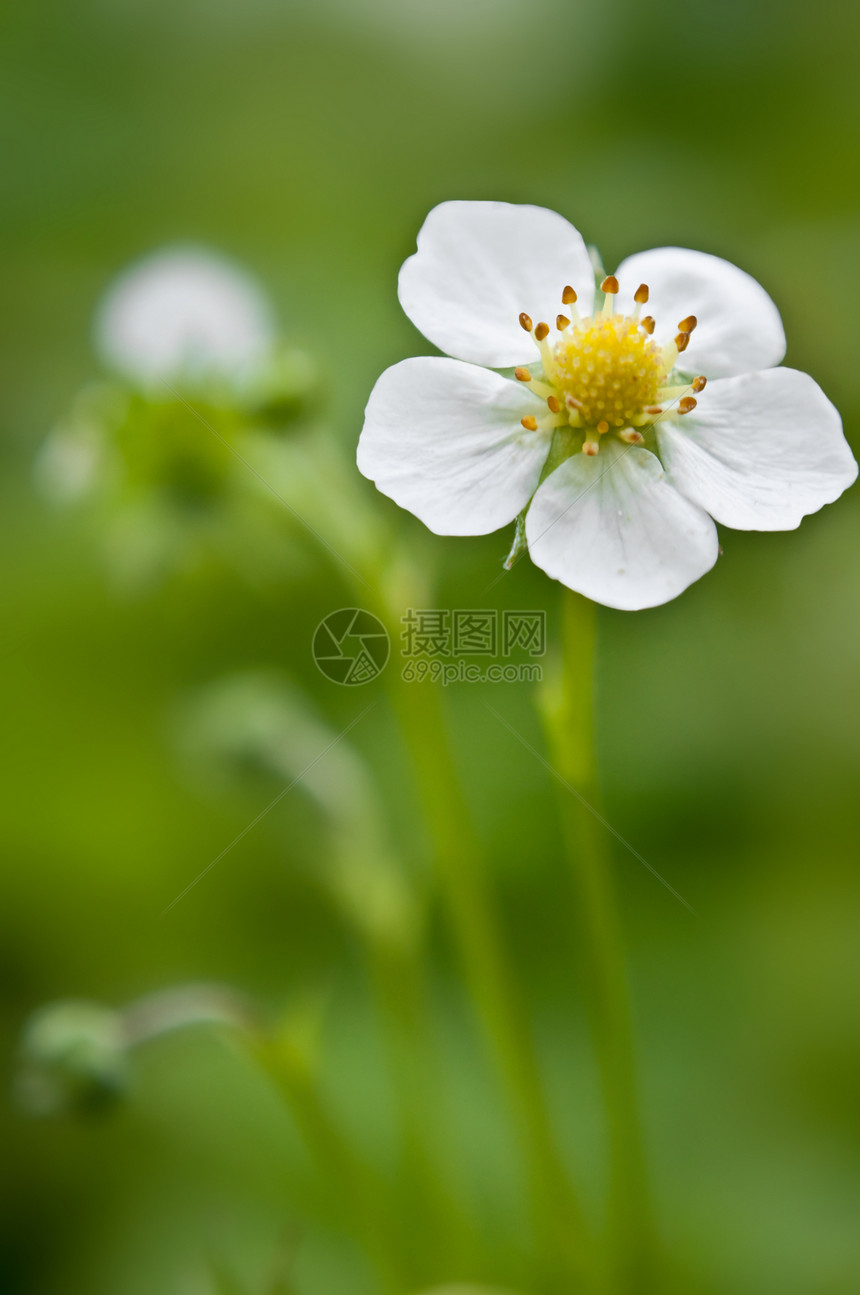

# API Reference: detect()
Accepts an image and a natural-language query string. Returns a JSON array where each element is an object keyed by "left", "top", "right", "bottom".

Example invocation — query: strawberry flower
[{"left": 358, "top": 201, "right": 856, "bottom": 609}]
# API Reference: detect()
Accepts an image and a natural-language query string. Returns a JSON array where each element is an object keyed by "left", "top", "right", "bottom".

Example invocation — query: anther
[
  {"left": 619, "top": 428, "right": 645, "bottom": 444},
  {"left": 514, "top": 367, "right": 532, "bottom": 382},
  {"left": 582, "top": 439, "right": 600, "bottom": 457},
  {"left": 601, "top": 276, "right": 619, "bottom": 294},
  {"left": 644, "top": 406, "right": 663, "bottom": 415},
  {"left": 692, "top": 375, "right": 707, "bottom": 392},
  {"left": 519, "top": 312, "right": 533, "bottom": 332},
  {"left": 678, "top": 315, "right": 697, "bottom": 334},
  {"left": 678, "top": 397, "right": 697, "bottom": 415},
  {"left": 556, "top": 314, "right": 570, "bottom": 331},
  {"left": 534, "top": 322, "right": 550, "bottom": 342},
  {"left": 565, "top": 394, "right": 583, "bottom": 410},
  {"left": 641, "top": 316, "right": 656, "bottom": 334},
  {"left": 597, "top": 420, "right": 609, "bottom": 435},
  {"left": 675, "top": 332, "right": 690, "bottom": 353},
  {"left": 521, "top": 415, "right": 538, "bottom": 431},
  {"left": 547, "top": 395, "right": 561, "bottom": 414},
  {"left": 634, "top": 284, "right": 650, "bottom": 304},
  {"left": 562, "top": 285, "right": 577, "bottom": 305}
]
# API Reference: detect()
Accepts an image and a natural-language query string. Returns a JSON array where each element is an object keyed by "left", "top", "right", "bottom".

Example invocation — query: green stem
[
  {"left": 255, "top": 1032, "right": 406, "bottom": 1295},
  {"left": 366, "top": 935, "right": 479, "bottom": 1278},
  {"left": 125, "top": 982, "right": 408, "bottom": 1292},
  {"left": 388, "top": 662, "right": 594, "bottom": 1293},
  {"left": 540, "top": 588, "right": 656, "bottom": 1294}
]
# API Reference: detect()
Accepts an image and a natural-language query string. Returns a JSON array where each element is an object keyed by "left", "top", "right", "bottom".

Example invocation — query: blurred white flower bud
[
  {"left": 15, "top": 1000, "right": 128, "bottom": 1117},
  {"left": 94, "top": 245, "right": 276, "bottom": 387}
]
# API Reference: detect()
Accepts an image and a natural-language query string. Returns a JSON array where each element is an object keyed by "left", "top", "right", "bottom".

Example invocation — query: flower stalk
[
  {"left": 386, "top": 653, "right": 595, "bottom": 1293},
  {"left": 540, "top": 589, "right": 657, "bottom": 1294}
]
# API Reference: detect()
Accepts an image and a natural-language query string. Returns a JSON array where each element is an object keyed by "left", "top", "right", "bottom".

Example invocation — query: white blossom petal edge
[
  {"left": 526, "top": 440, "right": 719, "bottom": 611},
  {"left": 398, "top": 201, "right": 595, "bottom": 368},
  {"left": 359, "top": 201, "right": 857, "bottom": 609},
  {"left": 358, "top": 357, "right": 554, "bottom": 536},
  {"left": 656, "top": 368, "right": 857, "bottom": 530}
]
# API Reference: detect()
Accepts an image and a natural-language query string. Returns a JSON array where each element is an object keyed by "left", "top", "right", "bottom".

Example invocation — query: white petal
[
  {"left": 358, "top": 357, "right": 552, "bottom": 536},
  {"left": 525, "top": 440, "right": 719, "bottom": 610},
  {"left": 658, "top": 367, "right": 858, "bottom": 531},
  {"left": 398, "top": 201, "right": 596, "bottom": 368},
  {"left": 95, "top": 245, "right": 276, "bottom": 385},
  {"left": 614, "top": 246, "right": 785, "bottom": 378}
]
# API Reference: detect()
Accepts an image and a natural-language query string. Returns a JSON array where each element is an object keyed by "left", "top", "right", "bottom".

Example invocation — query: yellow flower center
[
  {"left": 552, "top": 315, "right": 663, "bottom": 429},
  {"left": 515, "top": 278, "right": 705, "bottom": 455}
]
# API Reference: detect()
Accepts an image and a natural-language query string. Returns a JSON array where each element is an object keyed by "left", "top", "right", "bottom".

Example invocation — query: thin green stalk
[
  {"left": 540, "top": 588, "right": 657, "bottom": 1294},
  {"left": 126, "top": 984, "right": 409, "bottom": 1292},
  {"left": 387, "top": 664, "right": 595, "bottom": 1293},
  {"left": 366, "top": 935, "right": 479, "bottom": 1278},
  {"left": 255, "top": 1032, "right": 406, "bottom": 1295}
]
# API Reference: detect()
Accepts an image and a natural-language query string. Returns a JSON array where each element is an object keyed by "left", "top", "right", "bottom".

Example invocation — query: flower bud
[
  {"left": 94, "top": 245, "right": 276, "bottom": 389},
  {"left": 15, "top": 1001, "right": 129, "bottom": 1118}
]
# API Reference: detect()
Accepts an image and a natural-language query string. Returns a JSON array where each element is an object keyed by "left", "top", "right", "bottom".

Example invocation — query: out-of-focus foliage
[{"left": 1, "top": 1, "right": 859, "bottom": 1294}]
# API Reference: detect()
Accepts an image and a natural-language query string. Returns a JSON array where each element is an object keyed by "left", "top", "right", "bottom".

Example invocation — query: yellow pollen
[{"left": 551, "top": 315, "right": 663, "bottom": 429}]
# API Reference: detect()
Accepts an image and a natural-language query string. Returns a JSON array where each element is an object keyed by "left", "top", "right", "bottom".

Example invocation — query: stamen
[
  {"left": 678, "top": 315, "right": 697, "bottom": 334},
  {"left": 632, "top": 282, "right": 649, "bottom": 320},
  {"left": 547, "top": 395, "right": 561, "bottom": 414},
  {"left": 561, "top": 284, "right": 580, "bottom": 323},
  {"left": 678, "top": 396, "right": 697, "bottom": 415},
  {"left": 656, "top": 384, "right": 693, "bottom": 399},
  {"left": 519, "top": 312, "right": 533, "bottom": 333},
  {"left": 513, "top": 365, "right": 554, "bottom": 398},
  {"left": 619, "top": 428, "right": 645, "bottom": 444},
  {"left": 521, "top": 415, "right": 538, "bottom": 431},
  {"left": 641, "top": 315, "right": 656, "bottom": 335},
  {"left": 661, "top": 340, "right": 679, "bottom": 370},
  {"left": 582, "top": 438, "right": 600, "bottom": 456},
  {"left": 657, "top": 376, "right": 707, "bottom": 401},
  {"left": 600, "top": 275, "right": 619, "bottom": 317},
  {"left": 644, "top": 405, "right": 664, "bottom": 415},
  {"left": 563, "top": 393, "right": 583, "bottom": 426},
  {"left": 596, "top": 420, "right": 609, "bottom": 435},
  {"left": 675, "top": 331, "right": 690, "bottom": 353},
  {"left": 556, "top": 314, "right": 570, "bottom": 331},
  {"left": 532, "top": 321, "right": 557, "bottom": 381}
]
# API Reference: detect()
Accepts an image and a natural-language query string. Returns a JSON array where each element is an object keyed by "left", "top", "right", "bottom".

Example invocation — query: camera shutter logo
[{"left": 312, "top": 608, "right": 390, "bottom": 685}]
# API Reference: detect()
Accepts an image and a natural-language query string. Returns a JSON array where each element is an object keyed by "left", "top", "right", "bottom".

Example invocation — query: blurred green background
[{"left": 2, "top": 0, "right": 859, "bottom": 1292}]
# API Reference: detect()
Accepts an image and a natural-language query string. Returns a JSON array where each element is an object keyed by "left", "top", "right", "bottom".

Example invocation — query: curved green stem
[
  {"left": 540, "top": 589, "right": 657, "bottom": 1294},
  {"left": 124, "top": 982, "right": 408, "bottom": 1293}
]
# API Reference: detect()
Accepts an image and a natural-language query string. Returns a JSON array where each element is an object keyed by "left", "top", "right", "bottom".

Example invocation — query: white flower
[
  {"left": 94, "top": 245, "right": 276, "bottom": 387},
  {"left": 358, "top": 201, "right": 857, "bottom": 610}
]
